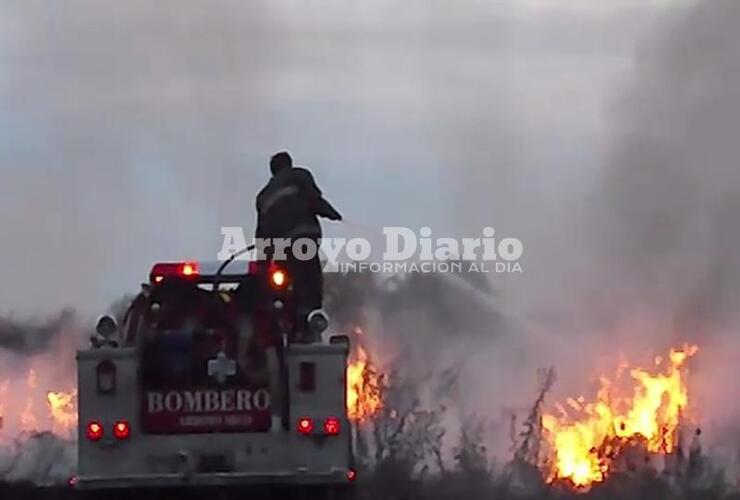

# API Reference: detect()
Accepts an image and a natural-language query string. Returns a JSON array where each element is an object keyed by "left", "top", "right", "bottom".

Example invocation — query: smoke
[
  {"left": 586, "top": 0, "right": 740, "bottom": 325},
  {"left": 358, "top": 0, "right": 740, "bottom": 469},
  {"left": 0, "top": 311, "right": 76, "bottom": 354},
  {"left": 455, "top": 0, "right": 740, "bottom": 468},
  {"left": 589, "top": 0, "right": 740, "bottom": 466},
  {"left": 0, "top": 432, "right": 75, "bottom": 486}
]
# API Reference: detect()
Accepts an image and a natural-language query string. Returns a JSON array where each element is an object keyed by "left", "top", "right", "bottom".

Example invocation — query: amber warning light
[{"left": 270, "top": 268, "right": 288, "bottom": 289}]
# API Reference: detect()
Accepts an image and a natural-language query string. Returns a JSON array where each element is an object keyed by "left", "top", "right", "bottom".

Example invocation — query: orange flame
[
  {"left": 0, "top": 366, "right": 76, "bottom": 439},
  {"left": 47, "top": 390, "right": 78, "bottom": 435},
  {"left": 541, "top": 344, "right": 698, "bottom": 488},
  {"left": 347, "top": 341, "right": 385, "bottom": 423}
]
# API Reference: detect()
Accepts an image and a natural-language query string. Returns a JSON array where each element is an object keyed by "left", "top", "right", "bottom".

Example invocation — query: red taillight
[
  {"left": 297, "top": 417, "right": 314, "bottom": 435},
  {"left": 113, "top": 420, "right": 130, "bottom": 440},
  {"left": 324, "top": 417, "right": 341, "bottom": 436},
  {"left": 347, "top": 468, "right": 357, "bottom": 482},
  {"left": 86, "top": 421, "right": 103, "bottom": 441},
  {"left": 67, "top": 475, "right": 78, "bottom": 488}
]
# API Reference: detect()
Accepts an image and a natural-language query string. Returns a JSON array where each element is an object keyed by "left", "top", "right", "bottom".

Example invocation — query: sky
[{"left": 0, "top": 0, "right": 696, "bottom": 318}]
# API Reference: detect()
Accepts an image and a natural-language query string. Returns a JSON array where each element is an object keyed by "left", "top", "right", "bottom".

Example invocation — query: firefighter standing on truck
[{"left": 255, "top": 151, "right": 342, "bottom": 336}]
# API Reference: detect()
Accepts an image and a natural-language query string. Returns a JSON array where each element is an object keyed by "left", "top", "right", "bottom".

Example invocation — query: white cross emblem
[{"left": 207, "top": 351, "right": 236, "bottom": 384}]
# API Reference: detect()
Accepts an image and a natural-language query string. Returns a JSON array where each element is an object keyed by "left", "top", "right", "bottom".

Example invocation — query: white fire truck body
[{"left": 74, "top": 261, "right": 355, "bottom": 494}]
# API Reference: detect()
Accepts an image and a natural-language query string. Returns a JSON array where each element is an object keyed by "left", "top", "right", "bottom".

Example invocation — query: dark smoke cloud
[
  {"left": 0, "top": 311, "right": 75, "bottom": 354},
  {"left": 399, "top": 0, "right": 740, "bottom": 462},
  {"left": 427, "top": 0, "right": 740, "bottom": 454},
  {"left": 592, "top": 0, "right": 740, "bottom": 330},
  {"left": 570, "top": 0, "right": 740, "bottom": 462}
]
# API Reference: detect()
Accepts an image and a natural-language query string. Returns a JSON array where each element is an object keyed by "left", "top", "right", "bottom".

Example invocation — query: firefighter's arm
[
  {"left": 315, "top": 196, "right": 342, "bottom": 221},
  {"left": 295, "top": 168, "right": 342, "bottom": 221}
]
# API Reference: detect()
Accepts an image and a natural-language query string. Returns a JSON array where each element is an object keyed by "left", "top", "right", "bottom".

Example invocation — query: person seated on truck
[{"left": 254, "top": 151, "right": 342, "bottom": 339}]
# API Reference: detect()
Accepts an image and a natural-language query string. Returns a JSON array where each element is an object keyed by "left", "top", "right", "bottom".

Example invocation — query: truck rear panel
[{"left": 76, "top": 342, "right": 353, "bottom": 490}]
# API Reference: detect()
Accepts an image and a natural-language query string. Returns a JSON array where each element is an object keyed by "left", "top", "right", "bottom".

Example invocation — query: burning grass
[
  {"left": 0, "top": 283, "right": 736, "bottom": 499},
  {"left": 347, "top": 338, "right": 737, "bottom": 500},
  {"left": 347, "top": 327, "right": 387, "bottom": 424},
  {"left": 540, "top": 345, "right": 699, "bottom": 489},
  {"left": 0, "top": 366, "right": 78, "bottom": 440},
  {"left": 0, "top": 314, "right": 79, "bottom": 487}
]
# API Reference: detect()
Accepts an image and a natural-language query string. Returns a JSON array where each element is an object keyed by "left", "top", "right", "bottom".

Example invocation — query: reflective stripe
[{"left": 259, "top": 185, "right": 300, "bottom": 214}]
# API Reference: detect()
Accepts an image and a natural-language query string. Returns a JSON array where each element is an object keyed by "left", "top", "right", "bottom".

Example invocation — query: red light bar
[{"left": 149, "top": 262, "right": 200, "bottom": 284}]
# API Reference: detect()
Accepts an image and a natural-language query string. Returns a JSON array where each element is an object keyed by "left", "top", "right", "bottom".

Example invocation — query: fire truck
[{"left": 74, "top": 259, "right": 356, "bottom": 498}]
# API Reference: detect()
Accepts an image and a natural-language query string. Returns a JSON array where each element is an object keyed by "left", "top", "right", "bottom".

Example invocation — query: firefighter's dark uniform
[{"left": 255, "top": 166, "right": 341, "bottom": 323}]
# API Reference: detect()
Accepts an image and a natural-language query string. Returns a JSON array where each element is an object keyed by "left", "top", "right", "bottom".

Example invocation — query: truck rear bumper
[{"left": 76, "top": 469, "right": 354, "bottom": 490}]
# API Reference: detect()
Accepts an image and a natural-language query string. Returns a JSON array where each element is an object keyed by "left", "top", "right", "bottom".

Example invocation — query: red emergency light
[
  {"left": 150, "top": 262, "right": 200, "bottom": 284},
  {"left": 297, "top": 417, "right": 314, "bottom": 435},
  {"left": 113, "top": 420, "right": 131, "bottom": 440},
  {"left": 323, "top": 417, "right": 341, "bottom": 436},
  {"left": 86, "top": 421, "right": 104, "bottom": 441}
]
